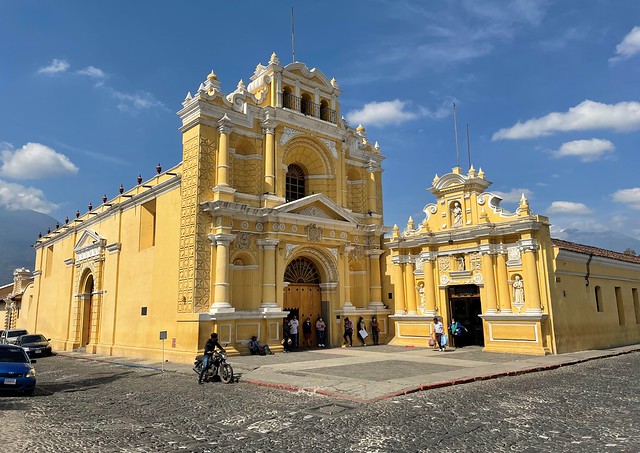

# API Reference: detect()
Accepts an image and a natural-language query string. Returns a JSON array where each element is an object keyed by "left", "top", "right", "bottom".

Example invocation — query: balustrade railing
[{"left": 281, "top": 93, "right": 337, "bottom": 124}]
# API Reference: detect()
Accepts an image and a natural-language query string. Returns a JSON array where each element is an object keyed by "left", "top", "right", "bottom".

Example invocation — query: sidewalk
[{"left": 58, "top": 344, "right": 640, "bottom": 403}]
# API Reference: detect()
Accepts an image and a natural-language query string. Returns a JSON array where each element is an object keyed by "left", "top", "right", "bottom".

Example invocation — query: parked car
[
  {"left": 0, "top": 344, "right": 36, "bottom": 395},
  {"left": 0, "top": 329, "right": 29, "bottom": 345},
  {"left": 16, "top": 334, "right": 52, "bottom": 357}
]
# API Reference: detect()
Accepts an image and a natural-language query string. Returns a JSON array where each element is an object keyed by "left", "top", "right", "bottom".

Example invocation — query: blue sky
[{"left": 1, "top": 1, "right": 640, "bottom": 242}]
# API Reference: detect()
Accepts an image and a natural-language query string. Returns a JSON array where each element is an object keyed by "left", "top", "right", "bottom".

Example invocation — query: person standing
[
  {"left": 315, "top": 316, "right": 327, "bottom": 347},
  {"left": 370, "top": 316, "right": 380, "bottom": 345},
  {"left": 433, "top": 317, "right": 445, "bottom": 352},
  {"left": 302, "top": 317, "right": 313, "bottom": 348},
  {"left": 357, "top": 316, "right": 367, "bottom": 346},
  {"left": 282, "top": 317, "right": 290, "bottom": 350},
  {"left": 343, "top": 317, "right": 353, "bottom": 347},
  {"left": 288, "top": 316, "right": 299, "bottom": 349}
]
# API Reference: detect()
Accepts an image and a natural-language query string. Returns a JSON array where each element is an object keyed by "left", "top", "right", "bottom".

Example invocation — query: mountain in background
[
  {"left": 555, "top": 229, "right": 640, "bottom": 254},
  {"left": 0, "top": 209, "right": 58, "bottom": 285}
]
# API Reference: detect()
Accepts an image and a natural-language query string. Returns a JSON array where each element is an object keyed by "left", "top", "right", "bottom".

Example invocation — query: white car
[{"left": 0, "top": 329, "right": 29, "bottom": 345}]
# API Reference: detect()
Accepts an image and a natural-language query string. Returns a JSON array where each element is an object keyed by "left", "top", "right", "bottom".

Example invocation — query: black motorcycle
[{"left": 193, "top": 351, "right": 234, "bottom": 384}]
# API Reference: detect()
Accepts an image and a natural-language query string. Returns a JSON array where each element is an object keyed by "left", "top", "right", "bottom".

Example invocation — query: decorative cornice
[{"left": 208, "top": 233, "right": 237, "bottom": 246}]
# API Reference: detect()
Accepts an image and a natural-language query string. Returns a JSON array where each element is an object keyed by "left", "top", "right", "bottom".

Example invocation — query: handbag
[
  {"left": 359, "top": 329, "right": 369, "bottom": 339},
  {"left": 428, "top": 338, "right": 435, "bottom": 347}
]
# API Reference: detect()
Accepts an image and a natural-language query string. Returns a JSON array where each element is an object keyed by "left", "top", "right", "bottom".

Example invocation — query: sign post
[{"left": 159, "top": 331, "right": 167, "bottom": 372}]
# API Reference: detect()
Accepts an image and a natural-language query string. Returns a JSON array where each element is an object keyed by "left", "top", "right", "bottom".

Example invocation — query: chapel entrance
[
  {"left": 283, "top": 257, "right": 323, "bottom": 346},
  {"left": 448, "top": 284, "right": 484, "bottom": 346},
  {"left": 80, "top": 274, "right": 94, "bottom": 347}
]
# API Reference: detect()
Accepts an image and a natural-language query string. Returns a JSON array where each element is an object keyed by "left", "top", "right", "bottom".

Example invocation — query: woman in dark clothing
[
  {"left": 370, "top": 316, "right": 380, "bottom": 345},
  {"left": 343, "top": 317, "right": 353, "bottom": 347},
  {"left": 302, "top": 317, "right": 313, "bottom": 348}
]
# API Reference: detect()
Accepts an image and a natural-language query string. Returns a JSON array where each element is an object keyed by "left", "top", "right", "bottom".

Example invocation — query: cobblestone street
[{"left": 1, "top": 352, "right": 639, "bottom": 452}]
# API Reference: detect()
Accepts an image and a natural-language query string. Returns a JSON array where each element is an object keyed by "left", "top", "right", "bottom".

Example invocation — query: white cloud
[
  {"left": 546, "top": 201, "right": 592, "bottom": 215},
  {"left": 612, "top": 188, "right": 640, "bottom": 209},
  {"left": 539, "top": 27, "right": 587, "bottom": 50},
  {"left": 346, "top": 99, "right": 450, "bottom": 128},
  {"left": 492, "top": 100, "right": 640, "bottom": 140},
  {"left": 347, "top": 100, "right": 418, "bottom": 127},
  {"left": 77, "top": 66, "right": 107, "bottom": 87},
  {"left": 110, "top": 89, "right": 165, "bottom": 113},
  {"left": 610, "top": 26, "right": 640, "bottom": 63},
  {"left": 0, "top": 142, "right": 79, "bottom": 179},
  {"left": 492, "top": 188, "right": 533, "bottom": 204},
  {"left": 0, "top": 179, "right": 58, "bottom": 213},
  {"left": 366, "top": 0, "right": 548, "bottom": 76},
  {"left": 38, "top": 59, "right": 70, "bottom": 75},
  {"left": 552, "top": 138, "right": 614, "bottom": 162}
]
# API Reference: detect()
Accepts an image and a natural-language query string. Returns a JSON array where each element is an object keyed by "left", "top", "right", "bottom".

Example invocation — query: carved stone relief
[
  {"left": 438, "top": 256, "right": 450, "bottom": 272},
  {"left": 305, "top": 224, "right": 322, "bottom": 242}
]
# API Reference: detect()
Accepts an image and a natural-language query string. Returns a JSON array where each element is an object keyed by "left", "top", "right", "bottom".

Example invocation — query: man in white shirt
[
  {"left": 288, "top": 316, "right": 299, "bottom": 349},
  {"left": 433, "top": 317, "right": 446, "bottom": 351}
]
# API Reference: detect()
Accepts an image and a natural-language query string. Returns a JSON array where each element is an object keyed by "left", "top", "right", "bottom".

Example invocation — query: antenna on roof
[
  {"left": 291, "top": 7, "right": 296, "bottom": 63},
  {"left": 453, "top": 102, "right": 460, "bottom": 168},
  {"left": 466, "top": 124, "right": 471, "bottom": 170}
]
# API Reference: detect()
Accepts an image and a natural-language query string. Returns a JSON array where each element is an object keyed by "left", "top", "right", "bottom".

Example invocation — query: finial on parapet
[
  {"left": 269, "top": 52, "right": 279, "bottom": 65},
  {"left": 519, "top": 193, "right": 530, "bottom": 216},
  {"left": 331, "top": 77, "right": 339, "bottom": 88},
  {"left": 432, "top": 174, "right": 440, "bottom": 185},
  {"left": 478, "top": 167, "right": 485, "bottom": 179},
  {"left": 392, "top": 224, "right": 400, "bottom": 239},
  {"left": 468, "top": 165, "right": 476, "bottom": 177}
]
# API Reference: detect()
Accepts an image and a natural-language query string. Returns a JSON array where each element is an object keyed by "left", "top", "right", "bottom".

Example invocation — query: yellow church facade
[
  {"left": 17, "top": 54, "right": 390, "bottom": 363},
  {"left": 383, "top": 166, "right": 640, "bottom": 355},
  {"left": 13, "top": 55, "right": 640, "bottom": 363}
]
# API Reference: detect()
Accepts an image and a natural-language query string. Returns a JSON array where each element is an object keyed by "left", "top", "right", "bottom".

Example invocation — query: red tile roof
[{"left": 552, "top": 238, "right": 640, "bottom": 265}]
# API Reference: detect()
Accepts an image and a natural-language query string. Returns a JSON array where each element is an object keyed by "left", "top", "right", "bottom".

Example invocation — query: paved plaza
[{"left": 0, "top": 346, "right": 639, "bottom": 452}]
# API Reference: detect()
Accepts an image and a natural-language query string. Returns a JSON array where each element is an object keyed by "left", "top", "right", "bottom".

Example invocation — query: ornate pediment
[
  {"left": 274, "top": 194, "right": 358, "bottom": 225},
  {"left": 73, "top": 230, "right": 107, "bottom": 262}
]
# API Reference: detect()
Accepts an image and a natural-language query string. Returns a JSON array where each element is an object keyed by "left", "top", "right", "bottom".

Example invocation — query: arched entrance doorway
[
  {"left": 283, "top": 257, "right": 322, "bottom": 345},
  {"left": 80, "top": 273, "right": 94, "bottom": 347},
  {"left": 448, "top": 284, "right": 484, "bottom": 346}
]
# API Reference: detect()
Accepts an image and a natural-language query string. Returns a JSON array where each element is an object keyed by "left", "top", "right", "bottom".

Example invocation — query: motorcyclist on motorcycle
[{"left": 199, "top": 332, "right": 225, "bottom": 384}]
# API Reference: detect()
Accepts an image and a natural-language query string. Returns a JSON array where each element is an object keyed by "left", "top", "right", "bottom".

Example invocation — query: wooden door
[{"left": 284, "top": 284, "right": 322, "bottom": 342}]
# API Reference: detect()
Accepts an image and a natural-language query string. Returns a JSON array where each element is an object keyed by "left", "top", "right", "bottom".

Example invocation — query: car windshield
[
  {"left": 8, "top": 330, "right": 28, "bottom": 338},
  {"left": 0, "top": 348, "right": 29, "bottom": 363},
  {"left": 20, "top": 335, "right": 46, "bottom": 343}
]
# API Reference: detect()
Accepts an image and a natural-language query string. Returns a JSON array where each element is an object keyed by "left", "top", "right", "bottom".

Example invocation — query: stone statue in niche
[
  {"left": 457, "top": 255, "right": 466, "bottom": 271},
  {"left": 513, "top": 275, "right": 525, "bottom": 304},
  {"left": 417, "top": 283, "right": 426, "bottom": 314},
  {"left": 452, "top": 202, "right": 463, "bottom": 227}
]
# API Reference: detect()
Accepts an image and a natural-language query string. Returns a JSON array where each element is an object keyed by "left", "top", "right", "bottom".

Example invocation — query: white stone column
[{"left": 217, "top": 116, "right": 233, "bottom": 187}]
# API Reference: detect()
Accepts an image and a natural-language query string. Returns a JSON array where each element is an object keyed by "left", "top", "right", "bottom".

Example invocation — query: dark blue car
[{"left": 0, "top": 344, "right": 36, "bottom": 396}]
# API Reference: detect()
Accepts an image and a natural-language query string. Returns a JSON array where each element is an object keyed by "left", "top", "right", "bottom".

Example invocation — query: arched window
[
  {"left": 301, "top": 93, "right": 314, "bottom": 116},
  {"left": 284, "top": 257, "right": 320, "bottom": 284},
  {"left": 286, "top": 164, "right": 305, "bottom": 202}
]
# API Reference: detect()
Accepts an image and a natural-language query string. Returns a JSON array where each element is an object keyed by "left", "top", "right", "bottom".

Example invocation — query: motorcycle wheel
[{"left": 220, "top": 364, "right": 234, "bottom": 384}]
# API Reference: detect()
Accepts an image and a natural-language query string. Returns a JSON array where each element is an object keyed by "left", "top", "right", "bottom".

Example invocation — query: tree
[{"left": 623, "top": 248, "right": 637, "bottom": 256}]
